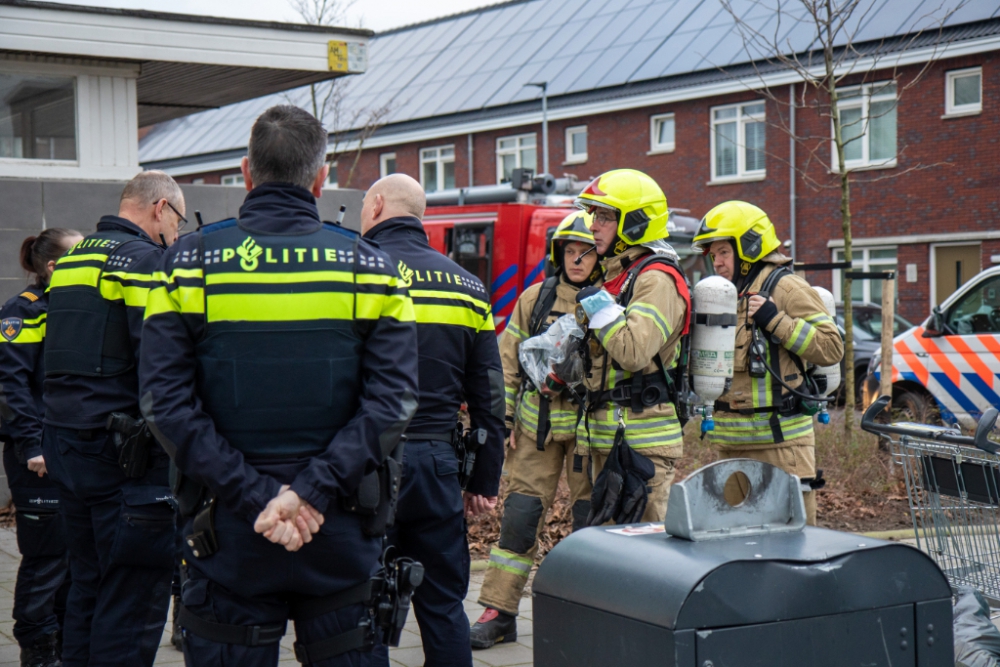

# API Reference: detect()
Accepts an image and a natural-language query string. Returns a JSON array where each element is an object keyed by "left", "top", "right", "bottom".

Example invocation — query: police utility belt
[
  {"left": 404, "top": 423, "right": 486, "bottom": 491},
  {"left": 106, "top": 412, "right": 156, "bottom": 478},
  {"left": 178, "top": 550, "right": 424, "bottom": 663}
]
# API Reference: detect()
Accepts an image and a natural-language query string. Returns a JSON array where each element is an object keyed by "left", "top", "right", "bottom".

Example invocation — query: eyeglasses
[{"left": 164, "top": 200, "right": 188, "bottom": 232}]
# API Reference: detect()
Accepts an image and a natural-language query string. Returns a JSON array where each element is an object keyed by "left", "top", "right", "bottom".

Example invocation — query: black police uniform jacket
[
  {"left": 0, "top": 286, "right": 48, "bottom": 461},
  {"left": 44, "top": 217, "right": 165, "bottom": 429},
  {"left": 364, "top": 216, "right": 505, "bottom": 497},
  {"left": 138, "top": 183, "right": 420, "bottom": 522}
]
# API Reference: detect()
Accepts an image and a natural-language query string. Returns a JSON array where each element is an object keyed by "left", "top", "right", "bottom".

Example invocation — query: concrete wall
[{"left": 0, "top": 179, "right": 363, "bottom": 506}]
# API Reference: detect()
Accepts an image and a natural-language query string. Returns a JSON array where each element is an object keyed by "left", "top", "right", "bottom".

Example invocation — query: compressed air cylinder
[
  {"left": 691, "top": 276, "right": 738, "bottom": 433},
  {"left": 811, "top": 286, "right": 841, "bottom": 424}
]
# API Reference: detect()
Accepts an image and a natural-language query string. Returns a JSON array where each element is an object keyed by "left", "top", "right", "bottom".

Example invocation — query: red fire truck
[{"left": 423, "top": 177, "right": 704, "bottom": 334}]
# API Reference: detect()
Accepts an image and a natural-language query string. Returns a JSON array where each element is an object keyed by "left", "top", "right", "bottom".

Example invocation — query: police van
[{"left": 865, "top": 265, "right": 1000, "bottom": 430}]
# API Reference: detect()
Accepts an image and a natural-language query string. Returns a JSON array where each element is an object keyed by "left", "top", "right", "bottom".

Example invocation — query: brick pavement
[{"left": 0, "top": 527, "right": 533, "bottom": 667}]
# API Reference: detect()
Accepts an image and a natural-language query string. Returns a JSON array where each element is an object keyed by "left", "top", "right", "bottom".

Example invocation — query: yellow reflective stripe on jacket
[
  {"left": 627, "top": 301, "right": 671, "bottom": 343},
  {"left": 208, "top": 292, "right": 354, "bottom": 322},
  {"left": 505, "top": 320, "right": 527, "bottom": 342},
  {"left": 204, "top": 269, "right": 354, "bottom": 286},
  {"left": 48, "top": 265, "right": 100, "bottom": 289},
  {"left": 100, "top": 272, "right": 157, "bottom": 308},
  {"left": 144, "top": 269, "right": 206, "bottom": 319},
  {"left": 0, "top": 314, "right": 46, "bottom": 344},
  {"left": 804, "top": 313, "right": 834, "bottom": 327},
  {"left": 505, "top": 386, "right": 517, "bottom": 413},
  {"left": 409, "top": 289, "right": 489, "bottom": 311},
  {"left": 597, "top": 313, "right": 627, "bottom": 347},
  {"left": 409, "top": 289, "right": 491, "bottom": 330},
  {"left": 712, "top": 413, "right": 813, "bottom": 446},
  {"left": 361, "top": 290, "right": 415, "bottom": 323},
  {"left": 578, "top": 411, "right": 683, "bottom": 449},
  {"left": 784, "top": 319, "right": 817, "bottom": 356},
  {"left": 514, "top": 390, "right": 578, "bottom": 438}
]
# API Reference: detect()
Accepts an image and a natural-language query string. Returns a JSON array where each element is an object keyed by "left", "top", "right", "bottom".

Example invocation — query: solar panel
[{"left": 139, "top": 0, "right": 998, "bottom": 164}]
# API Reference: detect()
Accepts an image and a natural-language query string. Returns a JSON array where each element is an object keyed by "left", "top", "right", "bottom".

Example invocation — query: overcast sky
[{"left": 49, "top": 0, "right": 495, "bottom": 32}]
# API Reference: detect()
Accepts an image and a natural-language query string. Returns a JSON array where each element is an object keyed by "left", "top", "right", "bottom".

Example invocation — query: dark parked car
[{"left": 835, "top": 302, "right": 914, "bottom": 403}]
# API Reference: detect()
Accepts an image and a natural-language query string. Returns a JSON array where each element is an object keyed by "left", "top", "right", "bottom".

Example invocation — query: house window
[
  {"left": 945, "top": 67, "right": 982, "bottom": 116},
  {"left": 710, "top": 102, "right": 765, "bottom": 181},
  {"left": 649, "top": 113, "right": 675, "bottom": 153},
  {"left": 833, "top": 247, "right": 897, "bottom": 303},
  {"left": 565, "top": 126, "right": 587, "bottom": 163},
  {"left": 380, "top": 152, "right": 397, "bottom": 178},
  {"left": 834, "top": 81, "right": 897, "bottom": 170},
  {"left": 221, "top": 174, "right": 245, "bottom": 187},
  {"left": 324, "top": 161, "right": 339, "bottom": 189},
  {"left": 420, "top": 146, "right": 455, "bottom": 193},
  {"left": 0, "top": 72, "right": 77, "bottom": 161},
  {"left": 496, "top": 134, "right": 536, "bottom": 183}
]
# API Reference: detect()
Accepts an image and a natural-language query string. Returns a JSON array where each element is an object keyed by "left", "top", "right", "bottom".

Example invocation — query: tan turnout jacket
[
  {"left": 713, "top": 252, "right": 844, "bottom": 451},
  {"left": 578, "top": 246, "right": 689, "bottom": 458}
]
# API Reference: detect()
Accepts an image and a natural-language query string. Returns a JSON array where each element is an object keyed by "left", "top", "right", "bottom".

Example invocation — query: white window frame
[
  {"left": 709, "top": 101, "right": 766, "bottom": 183},
  {"left": 564, "top": 125, "right": 587, "bottom": 164},
  {"left": 832, "top": 81, "right": 898, "bottom": 171},
  {"left": 0, "top": 68, "right": 79, "bottom": 165},
  {"left": 324, "top": 161, "right": 339, "bottom": 189},
  {"left": 221, "top": 174, "right": 245, "bottom": 187},
  {"left": 832, "top": 246, "right": 898, "bottom": 303},
  {"left": 944, "top": 66, "right": 982, "bottom": 117},
  {"left": 379, "top": 152, "right": 397, "bottom": 178},
  {"left": 420, "top": 145, "right": 454, "bottom": 192},
  {"left": 495, "top": 133, "right": 536, "bottom": 184},
  {"left": 648, "top": 113, "right": 675, "bottom": 154}
]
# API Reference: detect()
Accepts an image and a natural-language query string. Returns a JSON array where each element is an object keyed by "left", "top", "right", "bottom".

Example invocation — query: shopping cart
[{"left": 862, "top": 395, "right": 1000, "bottom": 600}]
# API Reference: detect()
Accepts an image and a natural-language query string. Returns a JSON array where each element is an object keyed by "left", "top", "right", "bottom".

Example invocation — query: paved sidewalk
[{"left": 0, "top": 527, "right": 533, "bottom": 667}]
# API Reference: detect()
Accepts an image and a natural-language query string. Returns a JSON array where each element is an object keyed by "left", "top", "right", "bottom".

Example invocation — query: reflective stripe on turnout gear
[
  {"left": 711, "top": 413, "right": 814, "bottom": 446},
  {"left": 487, "top": 548, "right": 533, "bottom": 577},
  {"left": 514, "top": 390, "right": 578, "bottom": 439},
  {"left": 577, "top": 409, "right": 683, "bottom": 449}
]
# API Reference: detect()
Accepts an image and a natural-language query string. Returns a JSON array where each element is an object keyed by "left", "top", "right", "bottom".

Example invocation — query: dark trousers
[
  {"left": 42, "top": 426, "right": 174, "bottom": 667},
  {"left": 3, "top": 443, "right": 70, "bottom": 646},
  {"left": 179, "top": 458, "right": 383, "bottom": 667},
  {"left": 373, "top": 439, "right": 471, "bottom": 667}
]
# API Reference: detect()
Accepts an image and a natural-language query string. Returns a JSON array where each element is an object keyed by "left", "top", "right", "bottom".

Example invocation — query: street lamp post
[{"left": 525, "top": 81, "right": 548, "bottom": 175}]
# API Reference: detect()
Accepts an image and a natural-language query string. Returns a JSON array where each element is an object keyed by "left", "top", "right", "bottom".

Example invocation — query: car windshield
[{"left": 836, "top": 307, "right": 912, "bottom": 338}]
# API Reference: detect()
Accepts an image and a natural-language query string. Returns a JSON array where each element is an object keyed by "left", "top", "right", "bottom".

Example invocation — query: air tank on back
[
  {"left": 811, "top": 286, "right": 841, "bottom": 425},
  {"left": 690, "top": 276, "right": 738, "bottom": 434}
]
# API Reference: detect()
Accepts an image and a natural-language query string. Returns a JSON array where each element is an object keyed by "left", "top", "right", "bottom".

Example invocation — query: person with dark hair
[
  {"left": 139, "top": 104, "right": 420, "bottom": 667},
  {"left": 0, "top": 228, "right": 82, "bottom": 667},
  {"left": 42, "top": 170, "right": 185, "bottom": 667}
]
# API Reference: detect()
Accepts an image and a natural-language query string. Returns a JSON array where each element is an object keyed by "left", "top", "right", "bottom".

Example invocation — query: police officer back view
[
  {"left": 0, "top": 229, "right": 82, "bottom": 667},
  {"left": 139, "top": 105, "right": 420, "bottom": 667},
  {"left": 42, "top": 171, "right": 185, "bottom": 667},
  {"left": 361, "top": 174, "right": 505, "bottom": 667}
]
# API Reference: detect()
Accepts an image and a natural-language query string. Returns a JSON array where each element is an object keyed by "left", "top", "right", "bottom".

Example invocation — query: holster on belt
[
  {"left": 106, "top": 412, "right": 154, "bottom": 478},
  {"left": 340, "top": 437, "right": 406, "bottom": 538}
]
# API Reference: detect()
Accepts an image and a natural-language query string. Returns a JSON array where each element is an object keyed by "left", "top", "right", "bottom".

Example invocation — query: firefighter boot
[
  {"left": 20, "top": 632, "right": 61, "bottom": 667},
  {"left": 470, "top": 608, "right": 517, "bottom": 649},
  {"left": 171, "top": 595, "right": 183, "bottom": 650}
]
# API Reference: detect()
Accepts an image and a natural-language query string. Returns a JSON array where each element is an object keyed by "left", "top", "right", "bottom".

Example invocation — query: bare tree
[
  {"left": 288, "top": 0, "right": 392, "bottom": 187},
  {"left": 718, "top": 0, "right": 965, "bottom": 438}
]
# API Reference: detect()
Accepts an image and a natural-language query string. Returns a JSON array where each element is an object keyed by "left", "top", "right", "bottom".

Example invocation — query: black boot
[
  {"left": 171, "top": 595, "right": 183, "bottom": 651},
  {"left": 20, "top": 632, "right": 60, "bottom": 667},
  {"left": 469, "top": 608, "right": 517, "bottom": 649}
]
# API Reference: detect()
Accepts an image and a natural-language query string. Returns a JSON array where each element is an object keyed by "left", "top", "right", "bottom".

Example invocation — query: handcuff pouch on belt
[
  {"left": 340, "top": 437, "right": 406, "bottom": 538},
  {"left": 454, "top": 425, "right": 486, "bottom": 490},
  {"left": 106, "top": 412, "right": 155, "bottom": 478}
]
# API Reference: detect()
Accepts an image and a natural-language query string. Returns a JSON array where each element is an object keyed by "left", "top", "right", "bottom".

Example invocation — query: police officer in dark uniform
[
  {"left": 0, "top": 229, "right": 82, "bottom": 667},
  {"left": 361, "top": 174, "right": 505, "bottom": 667},
  {"left": 138, "top": 105, "right": 420, "bottom": 667},
  {"left": 42, "top": 171, "right": 186, "bottom": 667}
]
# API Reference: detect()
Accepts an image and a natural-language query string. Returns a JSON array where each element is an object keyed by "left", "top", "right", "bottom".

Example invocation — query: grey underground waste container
[{"left": 532, "top": 459, "right": 953, "bottom": 667}]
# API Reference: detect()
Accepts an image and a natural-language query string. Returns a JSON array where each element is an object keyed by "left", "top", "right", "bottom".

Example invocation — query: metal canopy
[{"left": 0, "top": 0, "right": 372, "bottom": 126}]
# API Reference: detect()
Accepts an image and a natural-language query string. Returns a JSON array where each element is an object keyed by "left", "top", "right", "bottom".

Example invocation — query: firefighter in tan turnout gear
[
  {"left": 573, "top": 169, "right": 691, "bottom": 528},
  {"left": 470, "top": 212, "right": 599, "bottom": 650},
  {"left": 691, "top": 200, "right": 844, "bottom": 525}
]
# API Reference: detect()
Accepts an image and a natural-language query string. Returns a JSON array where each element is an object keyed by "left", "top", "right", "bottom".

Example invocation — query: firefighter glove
[{"left": 751, "top": 297, "right": 779, "bottom": 331}]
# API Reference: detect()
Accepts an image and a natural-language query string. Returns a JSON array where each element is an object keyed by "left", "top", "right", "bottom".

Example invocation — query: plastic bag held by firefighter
[{"left": 518, "top": 314, "right": 586, "bottom": 392}]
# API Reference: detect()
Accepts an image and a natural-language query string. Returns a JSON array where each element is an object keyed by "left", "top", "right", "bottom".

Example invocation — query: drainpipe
[
  {"left": 789, "top": 83, "right": 797, "bottom": 260},
  {"left": 467, "top": 133, "right": 474, "bottom": 187}
]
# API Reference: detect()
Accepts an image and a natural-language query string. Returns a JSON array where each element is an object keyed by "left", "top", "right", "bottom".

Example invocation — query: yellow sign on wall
[
  {"left": 328, "top": 40, "right": 348, "bottom": 72},
  {"left": 328, "top": 41, "right": 367, "bottom": 73}
]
